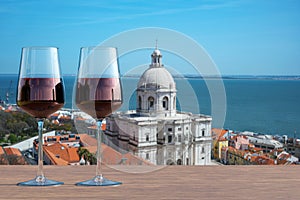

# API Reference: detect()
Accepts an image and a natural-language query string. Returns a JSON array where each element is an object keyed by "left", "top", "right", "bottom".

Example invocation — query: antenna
[{"left": 155, "top": 39, "right": 158, "bottom": 50}]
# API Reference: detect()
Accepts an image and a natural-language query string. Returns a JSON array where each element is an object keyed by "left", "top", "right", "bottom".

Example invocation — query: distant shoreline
[
  {"left": 122, "top": 74, "right": 300, "bottom": 80},
  {"left": 1, "top": 73, "right": 300, "bottom": 80}
]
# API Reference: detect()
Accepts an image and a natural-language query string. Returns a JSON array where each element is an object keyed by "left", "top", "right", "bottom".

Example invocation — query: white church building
[{"left": 105, "top": 48, "right": 212, "bottom": 165}]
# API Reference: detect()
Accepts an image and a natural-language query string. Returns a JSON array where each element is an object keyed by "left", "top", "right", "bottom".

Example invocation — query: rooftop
[{"left": 0, "top": 165, "right": 300, "bottom": 199}]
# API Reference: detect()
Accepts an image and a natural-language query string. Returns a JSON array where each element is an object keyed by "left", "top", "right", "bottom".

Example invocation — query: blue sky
[{"left": 0, "top": 0, "right": 299, "bottom": 75}]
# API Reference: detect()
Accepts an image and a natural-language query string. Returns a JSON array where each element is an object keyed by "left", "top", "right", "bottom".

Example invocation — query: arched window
[
  {"left": 138, "top": 96, "right": 142, "bottom": 109},
  {"left": 162, "top": 96, "right": 168, "bottom": 110},
  {"left": 177, "top": 159, "right": 182, "bottom": 165},
  {"left": 148, "top": 96, "right": 154, "bottom": 109}
]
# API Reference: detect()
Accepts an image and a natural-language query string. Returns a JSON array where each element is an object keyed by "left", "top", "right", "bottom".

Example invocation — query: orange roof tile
[
  {"left": 43, "top": 148, "right": 69, "bottom": 166},
  {"left": 79, "top": 134, "right": 98, "bottom": 147},
  {"left": 80, "top": 134, "right": 151, "bottom": 165},
  {"left": 43, "top": 143, "right": 80, "bottom": 165},
  {"left": 212, "top": 128, "right": 228, "bottom": 140},
  {"left": 0, "top": 146, "right": 4, "bottom": 155},
  {"left": 59, "top": 115, "right": 71, "bottom": 120},
  {"left": 4, "top": 147, "right": 22, "bottom": 156},
  {"left": 67, "top": 147, "right": 80, "bottom": 163},
  {"left": 88, "top": 124, "right": 106, "bottom": 131}
]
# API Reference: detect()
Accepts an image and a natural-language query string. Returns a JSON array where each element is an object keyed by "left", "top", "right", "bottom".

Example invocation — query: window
[
  {"left": 186, "top": 126, "right": 189, "bottom": 130},
  {"left": 202, "top": 147, "right": 205, "bottom": 153},
  {"left": 178, "top": 135, "right": 182, "bottom": 142},
  {"left": 168, "top": 128, "right": 172, "bottom": 132},
  {"left": 162, "top": 96, "right": 168, "bottom": 110},
  {"left": 148, "top": 96, "right": 154, "bottom": 109},
  {"left": 146, "top": 135, "right": 149, "bottom": 142},
  {"left": 168, "top": 135, "right": 172, "bottom": 143},
  {"left": 177, "top": 159, "right": 182, "bottom": 165},
  {"left": 173, "top": 97, "right": 176, "bottom": 109},
  {"left": 202, "top": 129, "right": 205, "bottom": 136},
  {"left": 146, "top": 153, "right": 149, "bottom": 160},
  {"left": 138, "top": 96, "right": 142, "bottom": 109},
  {"left": 178, "top": 127, "right": 182, "bottom": 131}
]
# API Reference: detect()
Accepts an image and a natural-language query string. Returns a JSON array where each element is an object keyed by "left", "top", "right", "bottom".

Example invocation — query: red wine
[
  {"left": 17, "top": 78, "right": 65, "bottom": 118},
  {"left": 75, "top": 78, "right": 122, "bottom": 119}
]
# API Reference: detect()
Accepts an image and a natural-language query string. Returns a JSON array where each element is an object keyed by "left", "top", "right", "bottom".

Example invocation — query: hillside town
[
  {"left": 212, "top": 128, "right": 300, "bottom": 165},
  {"left": 1, "top": 48, "right": 300, "bottom": 166},
  {"left": 0, "top": 104, "right": 300, "bottom": 166}
]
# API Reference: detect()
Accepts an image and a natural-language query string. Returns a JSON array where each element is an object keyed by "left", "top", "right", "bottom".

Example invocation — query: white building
[{"left": 105, "top": 48, "right": 212, "bottom": 165}]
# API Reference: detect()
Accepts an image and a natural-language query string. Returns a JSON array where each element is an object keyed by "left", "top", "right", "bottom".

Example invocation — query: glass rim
[
  {"left": 80, "top": 46, "right": 117, "bottom": 50},
  {"left": 22, "top": 46, "right": 59, "bottom": 50}
]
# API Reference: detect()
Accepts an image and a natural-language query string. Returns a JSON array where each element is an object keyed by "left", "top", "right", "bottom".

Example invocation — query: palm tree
[{"left": 77, "top": 147, "right": 96, "bottom": 165}]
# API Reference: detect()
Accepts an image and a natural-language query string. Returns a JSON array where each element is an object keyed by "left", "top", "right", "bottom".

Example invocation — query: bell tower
[{"left": 136, "top": 47, "right": 177, "bottom": 117}]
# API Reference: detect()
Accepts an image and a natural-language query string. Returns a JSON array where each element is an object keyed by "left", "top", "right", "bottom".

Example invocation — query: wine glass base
[
  {"left": 75, "top": 175, "right": 122, "bottom": 186},
  {"left": 17, "top": 176, "right": 64, "bottom": 187}
]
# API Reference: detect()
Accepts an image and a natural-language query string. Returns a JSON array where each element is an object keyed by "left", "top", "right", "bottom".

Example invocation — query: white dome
[
  {"left": 137, "top": 67, "right": 176, "bottom": 90},
  {"left": 153, "top": 49, "right": 161, "bottom": 55}
]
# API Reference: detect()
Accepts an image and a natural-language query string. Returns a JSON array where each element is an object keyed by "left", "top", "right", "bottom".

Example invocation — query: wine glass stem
[
  {"left": 96, "top": 120, "right": 103, "bottom": 178},
  {"left": 37, "top": 119, "right": 44, "bottom": 179}
]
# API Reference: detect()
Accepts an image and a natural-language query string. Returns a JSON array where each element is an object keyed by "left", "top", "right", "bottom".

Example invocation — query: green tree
[
  {"left": 8, "top": 134, "right": 18, "bottom": 144},
  {"left": 78, "top": 147, "right": 96, "bottom": 165}
]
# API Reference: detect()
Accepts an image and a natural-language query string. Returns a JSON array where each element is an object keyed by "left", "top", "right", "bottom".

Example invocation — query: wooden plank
[{"left": 0, "top": 165, "right": 299, "bottom": 200}]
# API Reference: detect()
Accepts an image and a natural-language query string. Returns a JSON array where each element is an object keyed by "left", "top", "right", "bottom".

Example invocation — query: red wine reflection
[
  {"left": 17, "top": 78, "right": 65, "bottom": 118},
  {"left": 76, "top": 78, "right": 122, "bottom": 119}
]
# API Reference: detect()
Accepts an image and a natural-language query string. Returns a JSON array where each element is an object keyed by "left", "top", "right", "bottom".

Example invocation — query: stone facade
[{"left": 105, "top": 48, "right": 212, "bottom": 165}]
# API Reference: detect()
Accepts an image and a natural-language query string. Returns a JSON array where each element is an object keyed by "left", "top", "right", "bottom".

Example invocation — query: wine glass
[
  {"left": 75, "top": 46, "right": 123, "bottom": 186},
  {"left": 16, "top": 47, "right": 65, "bottom": 186}
]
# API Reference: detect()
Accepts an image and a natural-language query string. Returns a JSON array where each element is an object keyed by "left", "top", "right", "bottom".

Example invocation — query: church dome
[
  {"left": 137, "top": 48, "right": 176, "bottom": 90},
  {"left": 137, "top": 67, "right": 176, "bottom": 90}
]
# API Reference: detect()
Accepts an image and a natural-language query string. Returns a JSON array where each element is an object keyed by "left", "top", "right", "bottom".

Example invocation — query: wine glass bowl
[
  {"left": 75, "top": 46, "right": 123, "bottom": 186},
  {"left": 17, "top": 77, "right": 64, "bottom": 118},
  {"left": 75, "top": 77, "right": 122, "bottom": 119},
  {"left": 16, "top": 47, "right": 65, "bottom": 186}
]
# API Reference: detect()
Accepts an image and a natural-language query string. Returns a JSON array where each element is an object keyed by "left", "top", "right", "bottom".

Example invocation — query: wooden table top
[{"left": 0, "top": 165, "right": 299, "bottom": 200}]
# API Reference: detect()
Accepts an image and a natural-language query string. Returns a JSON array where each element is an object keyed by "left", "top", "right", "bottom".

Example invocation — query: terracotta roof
[
  {"left": 4, "top": 147, "right": 22, "bottom": 156},
  {"left": 212, "top": 128, "right": 228, "bottom": 140},
  {"left": 253, "top": 155, "right": 275, "bottom": 165},
  {"left": 68, "top": 147, "right": 80, "bottom": 163},
  {"left": 0, "top": 146, "right": 4, "bottom": 155},
  {"left": 276, "top": 155, "right": 290, "bottom": 165},
  {"left": 43, "top": 143, "right": 80, "bottom": 165},
  {"left": 87, "top": 124, "right": 106, "bottom": 131},
  {"left": 2, "top": 147, "right": 27, "bottom": 165},
  {"left": 80, "top": 134, "right": 152, "bottom": 165},
  {"left": 250, "top": 147, "right": 263, "bottom": 152},
  {"left": 59, "top": 115, "right": 71, "bottom": 120},
  {"left": 43, "top": 148, "right": 69, "bottom": 166},
  {"left": 79, "top": 134, "right": 98, "bottom": 146}
]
